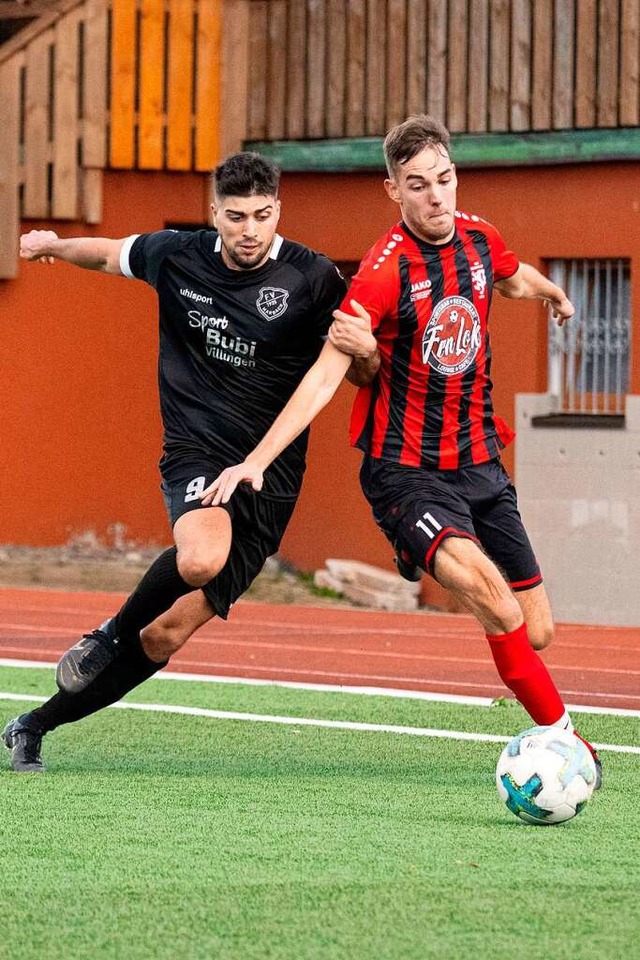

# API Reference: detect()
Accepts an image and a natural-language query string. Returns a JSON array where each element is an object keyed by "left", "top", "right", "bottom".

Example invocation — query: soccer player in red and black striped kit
[{"left": 205, "top": 115, "right": 601, "bottom": 786}]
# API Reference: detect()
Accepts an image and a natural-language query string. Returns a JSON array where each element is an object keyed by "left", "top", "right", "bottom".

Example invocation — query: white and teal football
[{"left": 496, "top": 726, "right": 597, "bottom": 825}]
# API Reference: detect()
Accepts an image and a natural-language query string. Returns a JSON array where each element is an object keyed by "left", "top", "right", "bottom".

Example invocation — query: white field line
[
  {"left": 0, "top": 690, "right": 639, "bottom": 756},
  {"left": 1, "top": 657, "right": 640, "bottom": 719}
]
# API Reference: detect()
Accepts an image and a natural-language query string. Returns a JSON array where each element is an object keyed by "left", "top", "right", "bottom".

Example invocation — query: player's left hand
[
  {"left": 547, "top": 295, "right": 575, "bottom": 326},
  {"left": 329, "top": 299, "right": 377, "bottom": 358},
  {"left": 200, "top": 460, "right": 264, "bottom": 506}
]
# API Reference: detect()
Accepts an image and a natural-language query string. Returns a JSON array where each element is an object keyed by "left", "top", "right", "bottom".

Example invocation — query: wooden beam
[
  {"left": 23, "top": 30, "right": 50, "bottom": 217},
  {"left": 109, "top": 0, "right": 136, "bottom": 168},
  {"left": 219, "top": 0, "right": 249, "bottom": 158},
  {"left": 167, "top": 0, "right": 195, "bottom": 170},
  {"left": 0, "top": 54, "right": 20, "bottom": 277},
  {"left": 52, "top": 7, "right": 79, "bottom": 218},
  {"left": 194, "top": 0, "right": 221, "bottom": 170},
  {"left": 82, "top": 0, "right": 107, "bottom": 170}
]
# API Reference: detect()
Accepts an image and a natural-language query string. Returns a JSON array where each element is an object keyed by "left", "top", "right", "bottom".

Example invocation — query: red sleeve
[
  {"left": 339, "top": 244, "right": 399, "bottom": 332},
  {"left": 484, "top": 222, "right": 519, "bottom": 282}
]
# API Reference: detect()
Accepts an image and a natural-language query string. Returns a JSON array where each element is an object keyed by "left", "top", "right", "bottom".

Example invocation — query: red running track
[{"left": 0, "top": 587, "right": 639, "bottom": 711}]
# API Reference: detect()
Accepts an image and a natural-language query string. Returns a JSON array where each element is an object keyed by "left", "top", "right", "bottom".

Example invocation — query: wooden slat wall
[{"left": 245, "top": 0, "right": 640, "bottom": 142}]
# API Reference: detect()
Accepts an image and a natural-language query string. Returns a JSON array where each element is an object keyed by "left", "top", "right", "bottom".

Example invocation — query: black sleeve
[
  {"left": 124, "top": 230, "right": 191, "bottom": 288},
  {"left": 307, "top": 255, "right": 348, "bottom": 337}
]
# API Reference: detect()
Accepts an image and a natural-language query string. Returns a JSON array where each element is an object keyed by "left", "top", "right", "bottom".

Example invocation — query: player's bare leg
[
  {"left": 173, "top": 507, "right": 233, "bottom": 586},
  {"left": 515, "top": 583, "right": 554, "bottom": 651},
  {"left": 141, "top": 591, "right": 214, "bottom": 662},
  {"left": 432, "top": 537, "right": 523, "bottom": 635},
  {"left": 432, "top": 536, "right": 601, "bottom": 785},
  {"left": 56, "top": 507, "right": 232, "bottom": 693}
]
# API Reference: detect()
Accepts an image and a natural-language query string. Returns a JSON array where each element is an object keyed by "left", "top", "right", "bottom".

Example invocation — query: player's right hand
[
  {"left": 200, "top": 460, "right": 265, "bottom": 506},
  {"left": 19, "top": 230, "right": 59, "bottom": 263}
]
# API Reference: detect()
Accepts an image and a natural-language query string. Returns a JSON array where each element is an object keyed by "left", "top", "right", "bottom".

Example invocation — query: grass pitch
[{"left": 1, "top": 665, "right": 638, "bottom": 960}]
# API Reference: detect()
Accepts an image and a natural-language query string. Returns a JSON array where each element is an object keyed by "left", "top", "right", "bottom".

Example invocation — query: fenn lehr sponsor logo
[{"left": 421, "top": 296, "right": 481, "bottom": 376}]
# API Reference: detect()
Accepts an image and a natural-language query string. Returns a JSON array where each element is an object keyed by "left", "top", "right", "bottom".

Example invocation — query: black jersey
[{"left": 121, "top": 229, "right": 346, "bottom": 498}]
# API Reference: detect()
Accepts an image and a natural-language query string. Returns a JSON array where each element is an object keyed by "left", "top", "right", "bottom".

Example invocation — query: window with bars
[{"left": 547, "top": 259, "right": 632, "bottom": 415}]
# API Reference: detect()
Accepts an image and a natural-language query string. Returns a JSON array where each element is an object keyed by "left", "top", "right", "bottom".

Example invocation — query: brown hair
[
  {"left": 383, "top": 115, "right": 451, "bottom": 176},
  {"left": 213, "top": 152, "right": 280, "bottom": 200}
]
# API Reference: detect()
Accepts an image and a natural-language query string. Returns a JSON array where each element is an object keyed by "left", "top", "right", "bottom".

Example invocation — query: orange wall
[
  {"left": 1, "top": 172, "right": 210, "bottom": 547},
  {"left": 2, "top": 163, "right": 638, "bottom": 578}
]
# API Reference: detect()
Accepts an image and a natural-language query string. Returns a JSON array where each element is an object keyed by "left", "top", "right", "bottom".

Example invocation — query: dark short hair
[
  {"left": 213, "top": 152, "right": 281, "bottom": 200},
  {"left": 383, "top": 115, "right": 451, "bottom": 176}
]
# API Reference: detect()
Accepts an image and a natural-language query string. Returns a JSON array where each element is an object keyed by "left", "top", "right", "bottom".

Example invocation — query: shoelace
[{"left": 78, "top": 631, "right": 117, "bottom": 676}]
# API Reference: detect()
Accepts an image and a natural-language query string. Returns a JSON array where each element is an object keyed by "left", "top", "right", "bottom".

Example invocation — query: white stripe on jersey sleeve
[
  {"left": 119, "top": 234, "right": 141, "bottom": 278},
  {"left": 269, "top": 234, "right": 284, "bottom": 259}
]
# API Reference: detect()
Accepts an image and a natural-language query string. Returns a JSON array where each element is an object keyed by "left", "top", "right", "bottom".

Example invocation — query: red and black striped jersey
[{"left": 346, "top": 214, "right": 519, "bottom": 470}]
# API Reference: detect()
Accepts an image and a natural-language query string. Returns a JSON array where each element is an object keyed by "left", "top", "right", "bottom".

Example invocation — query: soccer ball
[{"left": 496, "top": 726, "right": 597, "bottom": 825}]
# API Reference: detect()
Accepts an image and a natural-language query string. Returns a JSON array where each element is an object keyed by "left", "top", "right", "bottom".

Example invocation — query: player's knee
[
  {"left": 177, "top": 551, "right": 226, "bottom": 587},
  {"left": 527, "top": 622, "right": 555, "bottom": 651}
]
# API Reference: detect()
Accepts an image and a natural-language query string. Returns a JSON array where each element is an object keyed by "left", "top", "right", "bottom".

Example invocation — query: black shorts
[
  {"left": 360, "top": 456, "right": 542, "bottom": 592},
  {"left": 161, "top": 459, "right": 297, "bottom": 619}
]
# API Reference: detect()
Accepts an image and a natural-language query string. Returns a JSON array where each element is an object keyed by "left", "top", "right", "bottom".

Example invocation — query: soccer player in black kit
[{"left": 3, "top": 153, "right": 359, "bottom": 772}]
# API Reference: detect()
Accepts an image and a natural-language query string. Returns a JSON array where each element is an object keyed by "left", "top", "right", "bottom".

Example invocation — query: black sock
[
  {"left": 26, "top": 639, "right": 167, "bottom": 734},
  {"left": 113, "top": 546, "right": 195, "bottom": 645}
]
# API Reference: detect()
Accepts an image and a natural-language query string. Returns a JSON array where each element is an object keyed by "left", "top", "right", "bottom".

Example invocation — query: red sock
[{"left": 486, "top": 623, "right": 565, "bottom": 725}]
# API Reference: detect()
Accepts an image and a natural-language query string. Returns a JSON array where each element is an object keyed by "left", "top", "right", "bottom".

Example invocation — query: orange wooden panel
[
  {"left": 23, "top": 32, "right": 51, "bottom": 217},
  {"left": 447, "top": 0, "right": 467, "bottom": 131},
  {"left": 426, "top": 0, "right": 446, "bottom": 123},
  {"left": 488, "top": 0, "right": 509, "bottom": 131},
  {"left": 575, "top": 0, "right": 596, "bottom": 128},
  {"left": 366, "top": 0, "right": 386, "bottom": 134},
  {"left": 138, "top": 0, "right": 165, "bottom": 170},
  {"left": 597, "top": 0, "right": 619, "bottom": 126},
  {"left": 195, "top": 0, "right": 221, "bottom": 170},
  {"left": 405, "top": 0, "right": 427, "bottom": 117},
  {"left": 531, "top": 0, "right": 552, "bottom": 130},
  {"left": 167, "top": 0, "right": 195, "bottom": 170},
  {"left": 620, "top": 0, "right": 639, "bottom": 126},
  {"left": 110, "top": 0, "right": 136, "bottom": 168},
  {"left": 510, "top": 0, "right": 531, "bottom": 130},
  {"left": 52, "top": 10, "right": 79, "bottom": 218},
  {"left": 306, "top": 0, "right": 327, "bottom": 137},
  {"left": 247, "top": 0, "right": 267, "bottom": 140},
  {"left": 82, "top": 0, "right": 108, "bottom": 169},
  {"left": 0, "top": 56, "right": 20, "bottom": 278},
  {"left": 267, "top": 0, "right": 287, "bottom": 140},
  {"left": 327, "top": 0, "right": 346, "bottom": 138},
  {"left": 552, "top": 0, "right": 575, "bottom": 130},
  {"left": 467, "top": 0, "right": 488, "bottom": 132},
  {"left": 286, "top": 0, "right": 306, "bottom": 138},
  {"left": 386, "top": 0, "right": 407, "bottom": 129}
]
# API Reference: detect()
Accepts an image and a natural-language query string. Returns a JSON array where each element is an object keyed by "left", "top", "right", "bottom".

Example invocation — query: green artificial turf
[{"left": 1, "top": 666, "right": 638, "bottom": 960}]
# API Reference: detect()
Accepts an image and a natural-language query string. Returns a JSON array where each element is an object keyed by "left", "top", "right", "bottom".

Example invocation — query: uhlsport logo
[
  {"left": 421, "top": 296, "right": 482, "bottom": 376},
  {"left": 256, "top": 286, "right": 289, "bottom": 320}
]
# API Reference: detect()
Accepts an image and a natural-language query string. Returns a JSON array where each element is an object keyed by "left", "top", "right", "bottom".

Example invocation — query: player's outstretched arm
[
  {"left": 495, "top": 262, "right": 574, "bottom": 326},
  {"left": 200, "top": 340, "right": 353, "bottom": 506},
  {"left": 329, "top": 299, "right": 380, "bottom": 386},
  {"left": 20, "top": 230, "right": 126, "bottom": 274}
]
